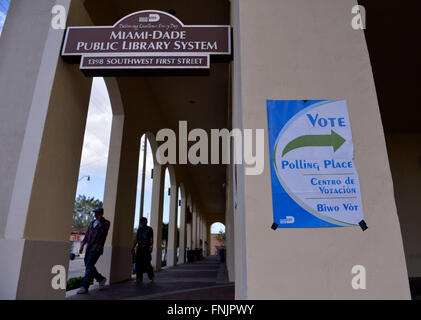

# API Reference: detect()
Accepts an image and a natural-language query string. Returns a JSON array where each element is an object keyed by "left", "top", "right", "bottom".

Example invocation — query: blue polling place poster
[{"left": 266, "top": 100, "right": 365, "bottom": 228}]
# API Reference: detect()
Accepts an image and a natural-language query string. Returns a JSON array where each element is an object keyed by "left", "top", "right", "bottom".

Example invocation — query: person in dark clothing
[
  {"left": 77, "top": 207, "right": 110, "bottom": 294},
  {"left": 131, "top": 217, "right": 154, "bottom": 283}
]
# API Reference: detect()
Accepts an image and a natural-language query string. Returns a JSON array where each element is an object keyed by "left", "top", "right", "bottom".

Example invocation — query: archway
[
  {"left": 177, "top": 183, "right": 187, "bottom": 264},
  {"left": 209, "top": 222, "right": 226, "bottom": 256},
  {"left": 0, "top": 1, "right": 233, "bottom": 299},
  {"left": 161, "top": 167, "right": 171, "bottom": 265},
  {"left": 186, "top": 194, "right": 193, "bottom": 251},
  {"left": 133, "top": 134, "right": 154, "bottom": 229},
  {"left": 69, "top": 77, "right": 113, "bottom": 282},
  {"left": 164, "top": 165, "right": 178, "bottom": 267}
]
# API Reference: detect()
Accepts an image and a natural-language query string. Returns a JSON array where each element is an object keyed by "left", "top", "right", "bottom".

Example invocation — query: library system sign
[{"left": 61, "top": 10, "right": 231, "bottom": 75}]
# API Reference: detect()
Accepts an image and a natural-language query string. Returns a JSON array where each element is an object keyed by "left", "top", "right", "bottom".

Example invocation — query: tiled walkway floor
[{"left": 66, "top": 255, "right": 234, "bottom": 300}]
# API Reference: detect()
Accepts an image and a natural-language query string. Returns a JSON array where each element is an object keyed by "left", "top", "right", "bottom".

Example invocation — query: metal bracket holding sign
[{"left": 61, "top": 10, "right": 231, "bottom": 76}]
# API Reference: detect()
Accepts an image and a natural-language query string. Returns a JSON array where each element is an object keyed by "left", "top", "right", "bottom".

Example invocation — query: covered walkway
[
  {"left": 0, "top": 0, "right": 236, "bottom": 299},
  {"left": 66, "top": 256, "right": 234, "bottom": 300}
]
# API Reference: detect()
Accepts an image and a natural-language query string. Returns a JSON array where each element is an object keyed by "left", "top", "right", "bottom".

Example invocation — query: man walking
[
  {"left": 77, "top": 207, "right": 110, "bottom": 294},
  {"left": 131, "top": 217, "right": 154, "bottom": 283}
]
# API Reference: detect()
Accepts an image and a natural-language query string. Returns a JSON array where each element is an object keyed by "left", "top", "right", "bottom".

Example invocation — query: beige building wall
[
  {"left": 225, "top": 162, "right": 235, "bottom": 281},
  {"left": 230, "top": 0, "right": 248, "bottom": 299},
  {"left": 0, "top": 0, "right": 93, "bottom": 299},
  {"left": 0, "top": 0, "right": 56, "bottom": 237},
  {"left": 386, "top": 133, "right": 421, "bottom": 278},
  {"left": 0, "top": 0, "right": 414, "bottom": 300},
  {"left": 232, "top": 0, "right": 410, "bottom": 299}
]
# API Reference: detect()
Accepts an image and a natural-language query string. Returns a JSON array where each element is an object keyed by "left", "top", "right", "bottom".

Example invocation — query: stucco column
[
  {"left": 186, "top": 222, "right": 192, "bottom": 250},
  {"left": 97, "top": 121, "right": 140, "bottom": 284},
  {"left": 207, "top": 223, "right": 211, "bottom": 258},
  {"left": 178, "top": 190, "right": 187, "bottom": 264},
  {"left": 226, "top": 202, "right": 235, "bottom": 281},
  {"left": 197, "top": 214, "right": 201, "bottom": 250},
  {"left": 225, "top": 163, "right": 235, "bottom": 281},
  {"left": 197, "top": 213, "right": 202, "bottom": 250},
  {"left": 202, "top": 219, "right": 204, "bottom": 250},
  {"left": 202, "top": 220, "right": 207, "bottom": 256},
  {"left": 0, "top": 0, "right": 93, "bottom": 299},
  {"left": 166, "top": 181, "right": 179, "bottom": 267},
  {"left": 150, "top": 164, "right": 165, "bottom": 271},
  {"left": 191, "top": 205, "right": 197, "bottom": 249},
  {"left": 232, "top": 0, "right": 410, "bottom": 299}
]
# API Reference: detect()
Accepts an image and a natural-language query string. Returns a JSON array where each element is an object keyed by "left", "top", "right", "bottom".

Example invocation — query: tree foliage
[
  {"left": 72, "top": 195, "right": 103, "bottom": 229},
  {"left": 216, "top": 231, "right": 226, "bottom": 246}
]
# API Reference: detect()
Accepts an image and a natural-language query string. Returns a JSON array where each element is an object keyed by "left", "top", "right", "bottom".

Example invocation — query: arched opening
[
  {"left": 70, "top": 77, "right": 113, "bottom": 281},
  {"left": 161, "top": 167, "right": 171, "bottom": 266},
  {"left": 210, "top": 222, "right": 226, "bottom": 256},
  {"left": 133, "top": 134, "right": 154, "bottom": 229},
  {"left": 185, "top": 195, "right": 193, "bottom": 251},
  {"left": 177, "top": 183, "right": 187, "bottom": 264},
  {"left": 161, "top": 165, "right": 178, "bottom": 267},
  {"left": 176, "top": 186, "right": 181, "bottom": 261},
  {"left": 130, "top": 133, "right": 155, "bottom": 275}
]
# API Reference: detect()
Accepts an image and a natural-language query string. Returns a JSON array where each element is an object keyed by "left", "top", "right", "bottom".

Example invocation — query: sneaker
[
  {"left": 77, "top": 287, "right": 88, "bottom": 294},
  {"left": 99, "top": 278, "right": 106, "bottom": 290}
]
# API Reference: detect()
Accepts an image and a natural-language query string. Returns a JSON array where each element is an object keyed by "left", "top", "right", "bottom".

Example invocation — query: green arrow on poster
[{"left": 282, "top": 130, "right": 346, "bottom": 156}]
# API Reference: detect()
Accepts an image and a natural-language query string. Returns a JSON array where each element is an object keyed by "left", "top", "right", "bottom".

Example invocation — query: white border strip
[{"left": 80, "top": 52, "right": 210, "bottom": 70}]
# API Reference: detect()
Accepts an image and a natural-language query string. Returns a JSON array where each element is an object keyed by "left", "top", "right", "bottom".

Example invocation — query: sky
[
  {"left": 0, "top": 0, "right": 10, "bottom": 36},
  {"left": 75, "top": 78, "right": 162, "bottom": 229},
  {"left": 0, "top": 1, "right": 225, "bottom": 234}
]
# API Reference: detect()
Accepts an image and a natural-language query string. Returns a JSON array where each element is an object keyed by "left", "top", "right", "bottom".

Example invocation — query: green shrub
[
  {"left": 67, "top": 276, "right": 93, "bottom": 291},
  {"left": 67, "top": 277, "right": 83, "bottom": 291}
]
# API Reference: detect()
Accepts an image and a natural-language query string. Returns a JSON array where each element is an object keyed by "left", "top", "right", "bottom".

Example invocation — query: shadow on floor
[{"left": 66, "top": 255, "right": 234, "bottom": 300}]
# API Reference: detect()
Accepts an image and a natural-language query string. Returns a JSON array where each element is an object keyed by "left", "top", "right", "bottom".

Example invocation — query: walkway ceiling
[
  {"left": 359, "top": 0, "right": 421, "bottom": 133},
  {"left": 84, "top": 0, "right": 231, "bottom": 217}
]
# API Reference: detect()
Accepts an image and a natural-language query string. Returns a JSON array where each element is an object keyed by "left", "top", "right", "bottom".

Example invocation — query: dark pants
[
  {"left": 136, "top": 247, "right": 154, "bottom": 281},
  {"left": 82, "top": 250, "right": 105, "bottom": 289}
]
